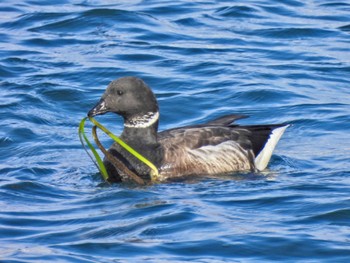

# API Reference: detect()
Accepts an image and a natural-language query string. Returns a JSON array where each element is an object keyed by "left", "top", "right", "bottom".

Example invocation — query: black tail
[{"left": 237, "top": 124, "right": 287, "bottom": 157}]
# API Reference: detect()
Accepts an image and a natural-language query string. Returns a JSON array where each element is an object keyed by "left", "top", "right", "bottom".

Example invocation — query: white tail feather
[{"left": 255, "top": 125, "right": 289, "bottom": 171}]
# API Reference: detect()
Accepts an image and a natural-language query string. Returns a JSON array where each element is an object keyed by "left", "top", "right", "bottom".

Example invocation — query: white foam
[{"left": 254, "top": 125, "right": 289, "bottom": 171}]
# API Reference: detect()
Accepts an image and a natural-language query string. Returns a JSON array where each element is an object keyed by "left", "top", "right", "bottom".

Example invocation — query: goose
[{"left": 88, "top": 76, "right": 288, "bottom": 182}]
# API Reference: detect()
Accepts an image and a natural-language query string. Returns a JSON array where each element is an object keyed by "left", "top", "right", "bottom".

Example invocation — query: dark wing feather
[
  {"left": 158, "top": 114, "right": 252, "bottom": 152},
  {"left": 205, "top": 114, "right": 248, "bottom": 126},
  {"left": 159, "top": 122, "right": 286, "bottom": 157},
  {"left": 161, "top": 114, "right": 248, "bottom": 133},
  {"left": 158, "top": 126, "right": 249, "bottom": 151}
]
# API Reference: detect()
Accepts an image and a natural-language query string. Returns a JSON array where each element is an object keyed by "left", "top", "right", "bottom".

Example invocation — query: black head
[{"left": 88, "top": 77, "right": 159, "bottom": 121}]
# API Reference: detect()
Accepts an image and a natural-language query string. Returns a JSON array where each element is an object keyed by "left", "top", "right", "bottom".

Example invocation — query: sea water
[{"left": 1, "top": 1, "right": 350, "bottom": 262}]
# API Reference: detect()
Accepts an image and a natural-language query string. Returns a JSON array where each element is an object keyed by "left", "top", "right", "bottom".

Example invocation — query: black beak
[{"left": 88, "top": 98, "right": 108, "bottom": 117}]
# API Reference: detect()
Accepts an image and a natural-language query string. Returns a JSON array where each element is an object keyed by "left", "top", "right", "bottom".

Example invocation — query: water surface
[{"left": 1, "top": 0, "right": 350, "bottom": 262}]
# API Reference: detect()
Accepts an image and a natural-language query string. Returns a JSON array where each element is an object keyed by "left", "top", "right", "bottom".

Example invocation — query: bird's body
[{"left": 88, "top": 77, "right": 288, "bottom": 183}]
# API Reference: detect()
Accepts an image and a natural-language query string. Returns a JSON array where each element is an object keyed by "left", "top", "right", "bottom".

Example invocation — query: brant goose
[{"left": 88, "top": 77, "right": 288, "bottom": 183}]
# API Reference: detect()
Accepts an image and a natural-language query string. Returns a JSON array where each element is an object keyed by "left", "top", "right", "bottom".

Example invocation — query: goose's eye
[{"left": 117, "top": 90, "right": 123, "bottom": 96}]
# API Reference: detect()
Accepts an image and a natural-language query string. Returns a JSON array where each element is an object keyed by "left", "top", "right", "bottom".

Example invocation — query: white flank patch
[
  {"left": 188, "top": 141, "right": 252, "bottom": 172},
  {"left": 255, "top": 125, "right": 289, "bottom": 171},
  {"left": 124, "top": 111, "right": 159, "bottom": 128}
]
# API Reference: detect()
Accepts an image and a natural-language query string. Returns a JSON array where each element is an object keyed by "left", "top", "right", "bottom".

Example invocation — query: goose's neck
[
  {"left": 121, "top": 111, "right": 159, "bottom": 145},
  {"left": 124, "top": 111, "right": 159, "bottom": 129}
]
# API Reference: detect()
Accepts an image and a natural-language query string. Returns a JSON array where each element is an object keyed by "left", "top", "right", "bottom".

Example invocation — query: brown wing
[{"left": 157, "top": 126, "right": 255, "bottom": 179}]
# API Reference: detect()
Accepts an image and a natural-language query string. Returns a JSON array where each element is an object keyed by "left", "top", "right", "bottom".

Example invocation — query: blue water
[{"left": 1, "top": 0, "right": 350, "bottom": 262}]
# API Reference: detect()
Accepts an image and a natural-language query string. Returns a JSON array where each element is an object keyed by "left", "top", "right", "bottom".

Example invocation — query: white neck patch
[{"left": 124, "top": 111, "right": 159, "bottom": 128}]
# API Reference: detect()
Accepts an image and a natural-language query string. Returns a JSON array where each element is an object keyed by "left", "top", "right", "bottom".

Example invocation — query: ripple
[
  {"left": 250, "top": 27, "right": 337, "bottom": 39},
  {"left": 214, "top": 5, "right": 262, "bottom": 19},
  {"left": 1, "top": 0, "right": 350, "bottom": 262}
]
